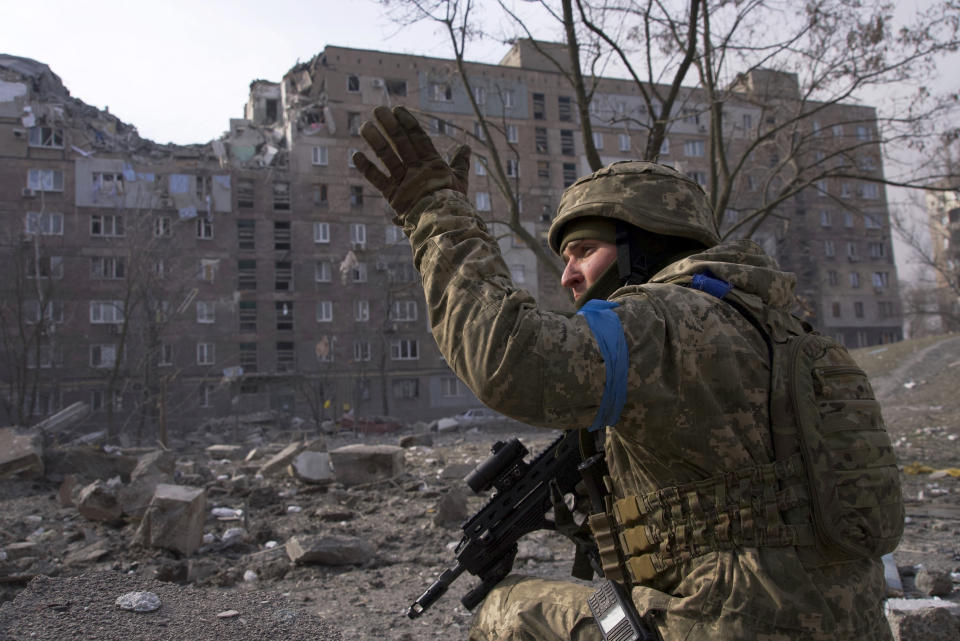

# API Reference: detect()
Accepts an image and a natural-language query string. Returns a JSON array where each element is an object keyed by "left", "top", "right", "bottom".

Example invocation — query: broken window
[
  {"left": 558, "top": 96, "right": 573, "bottom": 122},
  {"left": 533, "top": 93, "right": 545, "bottom": 120},
  {"left": 353, "top": 340, "right": 371, "bottom": 362},
  {"left": 273, "top": 181, "right": 291, "bottom": 211},
  {"left": 506, "top": 159, "right": 519, "bottom": 178},
  {"left": 275, "top": 261, "right": 293, "bottom": 291},
  {"left": 28, "top": 126, "right": 64, "bottom": 148},
  {"left": 537, "top": 161, "right": 550, "bottom": 183},
  {"left": 562, "top": 163, "right": 577, "bottom": 188},
  {"left": 273, "top": 221, "right": 291, "bottom": 250},
  {"left": 560, "top": 130, "right": 575, "bottom": 156},
  {"left": 155, "top": 216, "right": 172, "bottom": 238},
  {"left": 25, "top": 212, "right": 63, "bottom": 235},
  {"left": 89, "top": 300, "right": 124, "bottom": 323},
  {"left": 391, "top": 339, "right": 419, "bottom": 360},
  {"left": 239, "top": 342, "right": 258, "bottom": 373},
  {"left": 28, "top": 169, "right": 64, "bottom": 192},
  {"left": 391, "top": 300, "right": 418, "bottom": 322},
  {"left": 355, "top": 300, "right": 370, "bottom": 322},
  {"left": 91, "top": 214, "right": 124, "bottom": 237},
  {"left": 316, "top": 301, "right": 333, "bottom": 322},
  {"left": 93, "top": 172, "right": 124, "bottom": 195},
  {"left": 392, "top": 378, "right": 419, "bottom": 399},
  {"left": 350, "top": 223, "right": 366, "bottom": 248},
  {"left": 265, "top": 99, "right": 278, "bottom": 124},
  {"left": 23, "top": 300, "right": 63, "bottom": 325},
  {"left": 347, "top": 75, "right": 360, "bottom": 92},
  {"left": 314, "top": 183, "right": 328, "bottom": 206},
  {"left": 196, "top": 301, "right": 216, "bottom": 324},
  {"left": 352, "top": 262, "right": 368, "bottom": 283},
  {"left": 535, "top": 127, "right": 548, "bottom": 154},
  {"left": 348, "top": 112, "right": 361, "bottom": 136},
  {"left": 315, "top": 261, "right": 331, "bottom": 283},
  {"left": 196, "top": 175, "right": 211, "bottom": 200},
  {"left": 432, "top": 83, "right": 452, "bottom": 102},
  {"left": 276, "top": 342, "right": 296, "bottom": 372},
  {"left": 276, "top": 301, "right": 294, "bottom": 330},
  {"left": 237, "top": 219, "right": 255, "bottom": 250},
  {"left": 238, "top": 259, "right": 257, "bottom": 290},
  {"left": 197, "top": 342, "right": 215, "bottom": 366},
  {"left": 386, "top": 79, "right": 407, "bottom": 96},
  {"left": 196, "top": 218, "right": 213, "bottom": 239},
  {"left": 350, "top": 185, "right": 363, "bottom": 207},
  {"left": 90, "top": 344, "right": 117, "bottom": 369},
  {"left": 90, "top": 256, "right": 125, "bottom": 280},
  {"left": 238, "top": 301, "right": 257, "bottom": 332},
  {"left": 237, "top": 178, "right": 254, "bottom": 208}
]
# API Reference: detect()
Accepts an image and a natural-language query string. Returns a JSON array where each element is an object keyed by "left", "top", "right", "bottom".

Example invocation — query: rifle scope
[{"left": 464, "top": 438, "right": 529, "bottom": 494}]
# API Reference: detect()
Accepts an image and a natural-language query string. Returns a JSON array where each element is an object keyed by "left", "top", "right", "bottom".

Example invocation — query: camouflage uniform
[{"left": 398, "top": 186, "right": 894, "bottom": 641}]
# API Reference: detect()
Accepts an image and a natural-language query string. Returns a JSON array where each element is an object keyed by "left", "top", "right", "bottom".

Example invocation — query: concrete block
[
  {"left": 205, "top": 444, "right": 246, "bottom": 460},
  {"left": 77, "top": 480, "right": 122, "bottom": 522},
  {"left": 399, "top": 433, "right": 434, "bottom": 448},
  {"left": 915, "top": 567, "right": 954, "bottom": 597},
  {"left": 433, "top": 488, "right": 469, "bottom": 529},
  {"left": 130, "top": 450, "right": 175, "bottom": 481},
  {"left": 291, "top": 451, "right": 333, "bottom": 484},
  {"left": 886, "top": 600, "right": 960, "bottom": 641},
  {"left": 0, "top": 427, "right": 43, "bottom": 478},
  {"left": 31, "top": 401, "right": 89, "bottom": 434},
  {"left": 328, "top": 444, "right": 405, "bottom": 487},
  {"left": 284, "top": 535, "right": 374, "bottom": 566},
  {"left": 258, "top": 442, "right": 304, "bottom": 477},
  {"left": 133, "top": 484, "right": 206, "bottom": 556}
]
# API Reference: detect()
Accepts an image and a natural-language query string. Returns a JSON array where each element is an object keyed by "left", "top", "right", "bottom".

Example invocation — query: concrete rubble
[
  {"left": 284, "top": 535, "right": 374, "bottom": 566},
  {"left": 328, "top": 444, "right": 405, "bottom": 487},
  {"left": 134, "top": 484, "right": 207, "bottom": 555},
  {"left": 0, "top": 427, "right": 44, "bottom": 478}
]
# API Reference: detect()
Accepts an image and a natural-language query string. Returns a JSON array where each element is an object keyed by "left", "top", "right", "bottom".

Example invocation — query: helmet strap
[
  {"left": 615, "top": 221, "right": 708, "bottom": 286},
  {"left": 615, "top": 221, "right": 650, "bottom": 285}
]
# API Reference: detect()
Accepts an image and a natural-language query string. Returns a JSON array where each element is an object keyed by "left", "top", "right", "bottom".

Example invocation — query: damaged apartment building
[{"left": 0, "top": 43, "right": 903, "bottom": 436}]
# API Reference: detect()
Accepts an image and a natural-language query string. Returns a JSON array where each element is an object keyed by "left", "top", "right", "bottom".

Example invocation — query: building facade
[{"left": 0, "top": 44, "right": 903, "bottom": 439}]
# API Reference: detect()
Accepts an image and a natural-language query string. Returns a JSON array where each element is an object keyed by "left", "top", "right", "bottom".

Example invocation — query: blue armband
[{"left": 576, "top": 300, "right": 629, "bottom": 432}]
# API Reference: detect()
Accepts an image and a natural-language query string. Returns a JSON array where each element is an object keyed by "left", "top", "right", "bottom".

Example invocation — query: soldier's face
[{"left": 560, "top": 239, "right": 618, "bottom": 301}]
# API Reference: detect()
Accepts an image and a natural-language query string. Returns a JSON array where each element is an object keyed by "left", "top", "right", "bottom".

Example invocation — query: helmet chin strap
[{"left": 616, "top": 221, "right": 651, "bottom": 286}]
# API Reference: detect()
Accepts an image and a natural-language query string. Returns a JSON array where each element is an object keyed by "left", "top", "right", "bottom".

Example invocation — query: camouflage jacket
[{"left": 404, "top": 190, "right": 892, "bottom": 640}]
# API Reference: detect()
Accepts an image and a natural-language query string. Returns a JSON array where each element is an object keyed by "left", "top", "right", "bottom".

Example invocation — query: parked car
[{"left": 455, "top": 407, "right": 504, "bottom": 424}]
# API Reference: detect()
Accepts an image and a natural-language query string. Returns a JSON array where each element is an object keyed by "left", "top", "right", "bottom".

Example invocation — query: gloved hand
[{"left": 352, "top": 106, "right": 470, "bottom": 224}]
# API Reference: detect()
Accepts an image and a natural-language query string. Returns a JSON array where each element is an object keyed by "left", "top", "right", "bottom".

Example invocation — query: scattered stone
[
  {"left": 915, "top": 567, "right": 954, "bottom": 597},
  {"left": 221, "top": 527, "right": 248, "bottom": 547},
  {"left": 133, "top": 484, "right": 207, "bottom": 555},
  {"left": 57, "top": 474, "right": 78, "bottom": 507},
  {"left": 287, "top": 505, "right": 303, "bottom": 513},
  {"left": 77, "top": 480, "right": 122, "bottom": 523},
  {"left": 63, "top": 539, "right": 111, "bottom": 566},
  {"left": 0, "top": 427, "right": 43, "bottom": 478},
  {"left": 218, "top": 609, "right": 240, "bottom": 618},
  {"left": 259, "top": 442, "right": 305, "bottom": 477},
  {"left": 315, "top": 509, "right": 356, "bottom": 522},
  {"left": 115, "top": 591, "right": 161, "bottom": 613},
  {"left": 211, "top": 506, "right": 243, "bottom": 520},
  {"left": 206, "top": 444, "right": 246, "bottom": 460},
  {"left": 433, "top": 488, "right": 469, "bottom": 528},
  {"left": 328, "top": 445, "right": 405, "bottom": 487},
  {"left": 3, "top": 542, "right": 38, "bottom": 560},
  {"left": 285, "top": 535, "right": 374, "bottom": 566},
  {"left": 886, "top": 600, "right": 960, "bottom": 641},
  {"left": 243, "top": 569, "right": 258, "bottom": 582},
  {"left": 291, "top": 451, "right": 334, "bottom": 484},
  {"left": 130, "top": 450, "right": 175, "bottom": 481},
  {"left": 31, "top": 401, "right": 90, "bottom": 434},
  {"left": 399, "top": 433, "right": 433, "bottom": 448},
  {"left": 438, "top": 462, "right": 475, "bottom": 481},
  {"left": 244, "top": 448, "right": 260, "bottom": 463},
  {"left": 44, "top": 446, "right": 137, "bottom": 483}
]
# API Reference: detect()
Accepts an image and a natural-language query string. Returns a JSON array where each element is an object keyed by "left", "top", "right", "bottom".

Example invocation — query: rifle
[{"left": 406, "top": 429, "right": 586, "bottom": 619}]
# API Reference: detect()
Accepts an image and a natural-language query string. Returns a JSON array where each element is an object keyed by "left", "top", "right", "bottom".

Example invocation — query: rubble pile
[{"left": 0, "top": 335, "right": 957, "bottom": 640}]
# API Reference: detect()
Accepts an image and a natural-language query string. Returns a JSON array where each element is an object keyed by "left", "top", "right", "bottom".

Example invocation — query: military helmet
[{"left": 547, "top": 161, "right": 720, "bottom": 255}]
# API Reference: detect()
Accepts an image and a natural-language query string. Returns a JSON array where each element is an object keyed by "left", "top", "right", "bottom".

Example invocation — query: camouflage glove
[{"left": 352, "top": 106, "right": 470, "bottom": 224}]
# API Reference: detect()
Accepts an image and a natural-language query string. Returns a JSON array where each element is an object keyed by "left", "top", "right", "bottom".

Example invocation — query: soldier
[{"left": 353, "top": 106, "right": 901, "bottom": 641}]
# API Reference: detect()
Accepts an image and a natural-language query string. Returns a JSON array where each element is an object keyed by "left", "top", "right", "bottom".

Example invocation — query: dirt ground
[{"left": 0, "top": 333, "right": 957, "bottom": 640}]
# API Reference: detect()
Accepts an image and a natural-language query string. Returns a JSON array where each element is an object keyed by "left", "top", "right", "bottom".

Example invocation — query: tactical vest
[{"left": 588, "top": 282, "right": 905, "bottom": 586}]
